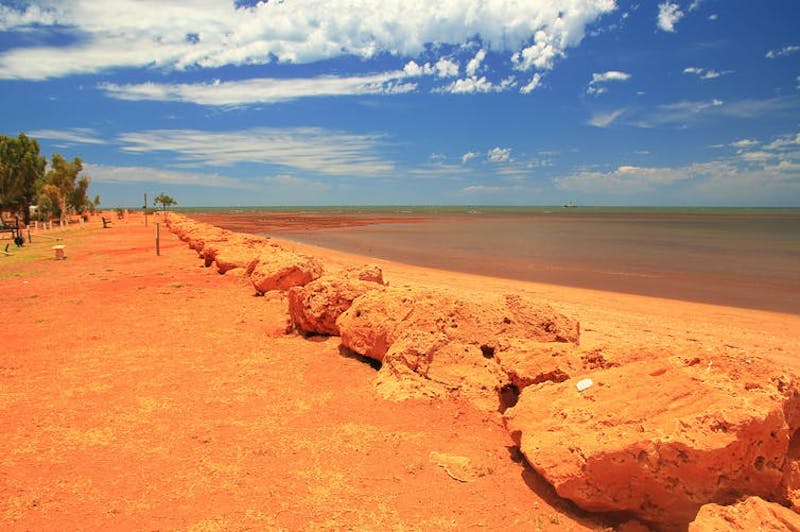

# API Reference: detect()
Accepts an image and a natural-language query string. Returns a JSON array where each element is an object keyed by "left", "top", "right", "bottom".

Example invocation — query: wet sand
[{"left": 189, "top": 208, "right": 800, "bottom": 314}]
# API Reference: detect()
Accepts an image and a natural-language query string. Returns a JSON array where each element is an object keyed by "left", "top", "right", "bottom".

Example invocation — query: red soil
[{"left": 2, "top": 212, "right": 799, "bottom": 530}]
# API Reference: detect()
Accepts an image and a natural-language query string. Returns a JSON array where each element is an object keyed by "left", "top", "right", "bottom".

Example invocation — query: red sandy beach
[{"left": 2, "top": 212, "right": 800, "bottom": 530}]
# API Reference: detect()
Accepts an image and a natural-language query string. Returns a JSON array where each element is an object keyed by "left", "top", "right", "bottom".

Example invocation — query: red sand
[{"left": 2, "top": 212, "right": 799, "bottom": 530}]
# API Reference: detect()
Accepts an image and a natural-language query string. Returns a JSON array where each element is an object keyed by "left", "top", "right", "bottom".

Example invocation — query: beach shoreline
[
  {"left": 187, "top": 208, "right": 800, "bottom": 314},
  {"left": 2, "top": 212, "right": 799, "bottom": 529}
]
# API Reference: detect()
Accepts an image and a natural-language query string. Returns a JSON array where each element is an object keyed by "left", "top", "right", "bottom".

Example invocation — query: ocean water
[{"left": 184, "top": 206, "right": 800, "bottom": 314}]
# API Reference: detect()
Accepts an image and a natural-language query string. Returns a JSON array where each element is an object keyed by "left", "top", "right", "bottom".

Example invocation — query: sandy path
[{"left": 1, "top": 213, "right": 797, "bottom": 530}]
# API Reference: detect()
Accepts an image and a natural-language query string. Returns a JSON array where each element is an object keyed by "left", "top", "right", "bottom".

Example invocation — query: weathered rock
[
  {"left": 338, "top": 287, "right": 579, "bottom": 362},
  {"left": 206, "top": 235, "right": 273, "bottom": 273},
  {"left": 249, "top": 250, "right": 324, "bottom": 294},
  {"left": 287, "top": 266, "right": 386, "bottom": 335},
  {"left": 689, "top": 496, "right": 800, "bottom": 531},
  {"left": 376, "top": 329, "right": 511, "bottom": 411},
  {"left": 187, "top": 227, "right": 231, "bottom": 255},
  {"left": 504, "top": 355, "right": 800, "bottom": 524},
  {"left": 337, "top": 286, "right": 580, "bottom": 409}
]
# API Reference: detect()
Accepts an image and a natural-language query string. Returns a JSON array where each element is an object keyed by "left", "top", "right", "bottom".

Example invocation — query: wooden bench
[
  {"left": 0, "top": 218, "right": 24, "bottom": 246},
  {"left": 102, "top": 217, "right": 113, "bottom": 228}
]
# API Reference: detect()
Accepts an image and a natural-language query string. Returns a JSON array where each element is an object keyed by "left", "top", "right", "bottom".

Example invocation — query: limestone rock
[
  {"left": 689, "top": 496, "right": 800, "bottom": 531},
  {"left": 337, "top": 286, "right": 580, "bottom": 409},
  {"left": 249, "top": 250, "right": 324, "bottom": 294},
  {"left": 504, "top": 355, "right": 800, "bottom": 524},
  {"left": 287, "top": 267, "right": 386, "bottom": 336}
]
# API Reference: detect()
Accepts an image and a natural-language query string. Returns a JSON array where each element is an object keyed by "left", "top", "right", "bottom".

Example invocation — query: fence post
[{"left": 156, "top": 222, "right": 160, "bottom": 256}]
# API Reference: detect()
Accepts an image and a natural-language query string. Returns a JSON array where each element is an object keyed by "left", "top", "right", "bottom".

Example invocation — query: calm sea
[{"left": 183, "top": 206, "right": 800, "bottom": 314}]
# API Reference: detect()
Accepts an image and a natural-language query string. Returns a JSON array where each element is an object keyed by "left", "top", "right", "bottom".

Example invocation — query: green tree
[
  {"left": 0, "top": 133, "right": 46, "bottom": 223},
  {"left": 37, "top": 154, "right": 90, "bottom": 224},
  {"left": 154, "top": 193, "right": 177, "bottom": 212}
]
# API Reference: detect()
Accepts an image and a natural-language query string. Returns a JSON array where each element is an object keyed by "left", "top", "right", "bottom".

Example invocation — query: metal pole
[{"left": 156, "top": 222, "right": 160, "bottom": 256}]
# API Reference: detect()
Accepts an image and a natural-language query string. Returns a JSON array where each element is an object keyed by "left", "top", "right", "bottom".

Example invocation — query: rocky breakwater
[
  {"left": 166, "top": 213, "right": 323, "bottom": 286},
  {"left": 504, "top": 349, "right": 800, "bottom": 525},
  {"left": 336, "top": 286, "right": 580, "bottom": 412},
  {"left": 165, "top": 213, "right": 800, "bottom": 528}
]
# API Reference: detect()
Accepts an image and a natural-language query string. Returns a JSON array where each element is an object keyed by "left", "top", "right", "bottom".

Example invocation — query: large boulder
[
  {"left": 287, "top": 266, "right": 386, "bottom": 336},
  {"left": 689, "top": 496, "right": 800, "bottom": 531},
  {"left": 336, "top": 286, "right": 580, "bottom": 410},
  {"left": 206, "top": 235, "right": 273, "bottom": 273},
  {"left": 504, "top": 353, "right": 800, "bottom": 524},
  {"left": 248, "top": 249, "right": 324, "bottom": 294},
  {"left": 338, "top": 287, "right": 579, "bottom": 362}
]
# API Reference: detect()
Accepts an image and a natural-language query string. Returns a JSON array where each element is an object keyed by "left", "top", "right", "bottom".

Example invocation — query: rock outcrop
[
  {"left": 689, "top": 496, "right": 800, "bottom": 531},
  {"left": 288, "top": 266, "right": 386, "bottom": 335},
  {"left": 337, "top": 286, "right": 580, "bottom": 410},
  {"left": 248, "top": 250, "right": 324, "bottom": 294},
  {"left": 504, "top": 352, "right": 800, "bottom": 524}
]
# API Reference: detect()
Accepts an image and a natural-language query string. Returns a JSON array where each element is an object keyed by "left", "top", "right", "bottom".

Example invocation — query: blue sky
[{"left": 1, "top": 0, "right": 799, "bottom": 207}]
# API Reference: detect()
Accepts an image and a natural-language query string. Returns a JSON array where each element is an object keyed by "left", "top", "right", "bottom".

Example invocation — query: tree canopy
[
  {"left": 154, "top": 193, "right": 177, "bottom": 211},
  {"left": 0, "top": 133, "right": 46, "bottom": 220},
  {"left": 37, "top": 154, "right": 91, "bottom": 224}
]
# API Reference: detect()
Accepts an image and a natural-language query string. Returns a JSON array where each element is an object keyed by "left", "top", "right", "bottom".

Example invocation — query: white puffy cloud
[
  {"left": 438, "top": 76, "right": 497, "bottom": 94},
  {"left": 488, "top": 147, "right": 511, "bottom": 162},
  {"left": 657, "top": 2, "right": 684, "bottom": 32},
  {"left": 586, "top": 70, "right": 631, "bottom": 95},
  {"left": 434, "top": 58, "right": 459, "bottom": 78},
  {"left": 404, "top": 58, "right": 460, "bottom": 79},
  {"left": 520, "top": 73, "right": 542, "bottom": 94},
  {"left": 731, "top": 138, "right": 759, "bottom": 148},
  {"left": 766, "top": 45, "right": 800, "bottom": 59},
  {"left": 461, "top": 151, "right": 478, "bottom": 164},
  {"left": 0, "top": 0, "right": 616, "bottom": 83},
  {"left": 466, "top": 49, "right": 487, "bottom": 77},
  {"left": 116, "top": 127, "right": 395, "bottom": 176},
  {"left": 555, "top": 131, "right": 800, "bottom": 203}
]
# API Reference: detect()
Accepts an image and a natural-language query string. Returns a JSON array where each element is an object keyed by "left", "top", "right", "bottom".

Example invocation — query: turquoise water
[{"left": 183, "top": 206, "right": 800, "bottom": 314}]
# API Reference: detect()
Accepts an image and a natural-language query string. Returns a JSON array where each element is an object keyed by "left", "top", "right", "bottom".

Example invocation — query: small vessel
[{"left": 563, "top": 202, "right": 577, "bottom": 208}]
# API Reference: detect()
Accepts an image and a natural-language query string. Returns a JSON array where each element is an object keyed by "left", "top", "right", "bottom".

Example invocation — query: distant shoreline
[{"left": 186, "top": 207, "right": 800, "bottom": 314}]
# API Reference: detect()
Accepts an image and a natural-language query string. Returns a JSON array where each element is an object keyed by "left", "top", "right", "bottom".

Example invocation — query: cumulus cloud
[
  {"left": 466, "top": 49, "right": 487, "bottom": 77},
  {"left": 731, "top": 139, "right": 759, "bottom": 148},
  {"left": 116, "top": 127, "right": 394, "bottom": 177},
  {"left": 434, "top": 58, "right": 460, "bottom": 78},
  {"left": 438, "top": 76, "right": 498, "bottom": 94},
  {"left": 0, "top": 0, "right": 616, "bottom": 88},
  {"left": 586, "top": 70, "right": 631, "bottom": 95},
  {"left": 766, "top": 45, "right": 800, "bottom": 59},
  {"left": 555, "top": 131, "right": 800, "bottom": 203},
  {"left": 657, "top": 2, "right": 684, "bottom": 32},
  {"left": 520, "top": 73, "right": 542, "bottom": 94},
  {"left": 461, "top": 151, "right": 478, "bottom": 164},
  {"left": 488, "top": 147, "right": 511, "bottom": 162}
]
